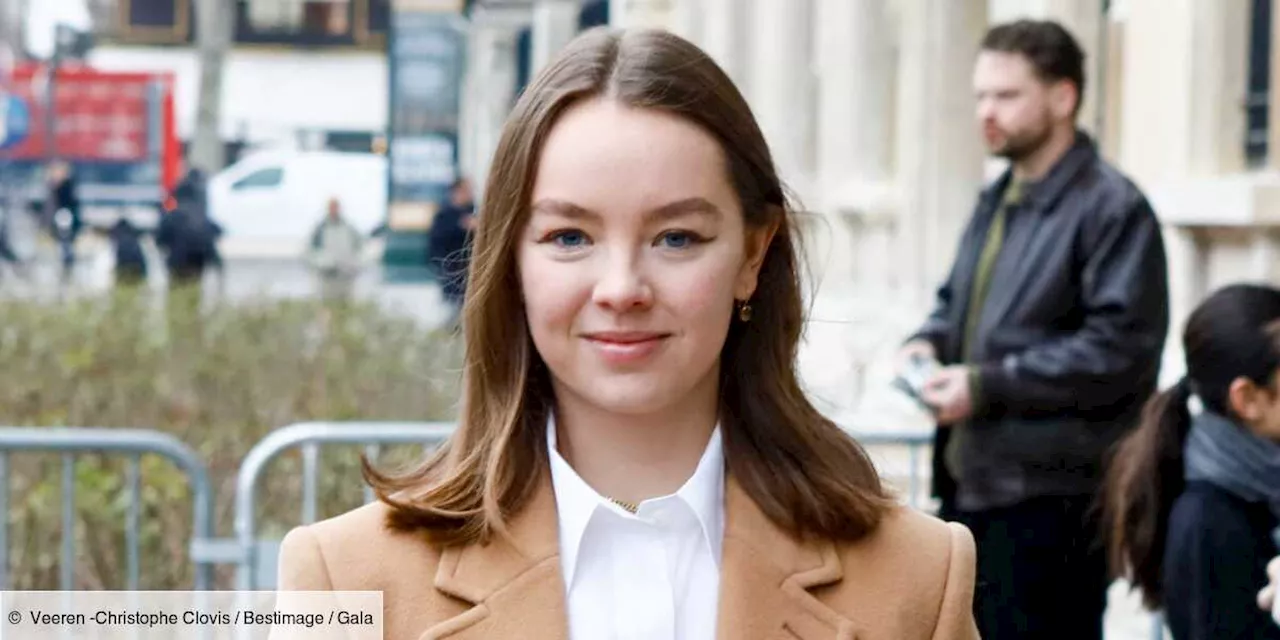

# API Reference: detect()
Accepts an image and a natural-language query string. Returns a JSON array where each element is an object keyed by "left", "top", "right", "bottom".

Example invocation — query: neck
[
  {"left": 1011, "top": 125, "right": 1077, "bottom": 182},
  {"left": 552, "top": 373, "right": 719, "bottom": 505}
]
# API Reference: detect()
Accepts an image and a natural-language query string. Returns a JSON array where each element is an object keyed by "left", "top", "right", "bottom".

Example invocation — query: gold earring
[{"left": 737, "top": 299, "right": 753, "bottom": 322}]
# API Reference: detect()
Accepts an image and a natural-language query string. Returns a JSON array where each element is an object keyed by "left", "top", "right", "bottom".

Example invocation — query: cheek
[
  {"left": 1267, "top": 397, "right": 1280, "bottom": 437},
  {"left": 518, "top": 253, "right": 586, "bottom": 336},
  {"left": 664, "top": 260, "right": 740, "bottom": 323}
]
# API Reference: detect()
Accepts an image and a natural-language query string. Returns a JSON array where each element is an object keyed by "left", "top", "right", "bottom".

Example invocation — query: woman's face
[
  {"left": 519, "top": 98, "right": 771, "bottom": 418},
  {"left": 1231, "top": 372, "right": 1280, "bottom": 441}
]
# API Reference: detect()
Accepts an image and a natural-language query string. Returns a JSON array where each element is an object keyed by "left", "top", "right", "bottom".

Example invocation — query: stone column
[
  {"left": 1120, "top": 0, "right": 1248, "bottom": 184},
  {"left": 1120, "top": 0, "right": 1250, "bottom": 314},
  {"left": 1041, "top": 0, "right": 1106, "bottom": 137},
  {"left": 459, "top": 18, "right": 519, "bottom": 197},
  {"left": 698, "top": 0, "right": 751, "bottom": 90},
  {"left": 609, "top": 0, "right": 674, "bottom": 29},
  {"left": 747, "top": 0, "right": 814, "bottom": 194},
  {"left": 894, "top": 0, "right": 988, "bottom": 304},
  {"left": 666, "top": 0, "right": 701, "bottom": 41},
  {"left": 1252, "top": 230, "right": 1280, "bottom": 284},
  {"left": 1100, "top": 5, "right": 1126, "bottom": 162},
  {"left": 531, "top": 0, "right": 580, "bottom": 75},
  {"left": 813, "top": 0, "right": 896, "bottom": 293}
]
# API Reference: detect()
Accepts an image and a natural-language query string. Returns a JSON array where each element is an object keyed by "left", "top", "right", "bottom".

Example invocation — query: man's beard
[{"left": 989, "top": 119, "right": 1053, "bottom": 162}]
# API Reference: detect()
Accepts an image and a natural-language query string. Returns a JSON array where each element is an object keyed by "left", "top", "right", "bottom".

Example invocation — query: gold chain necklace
[{"left": 608, "top": 496, "right": 639, "bottom": 514}]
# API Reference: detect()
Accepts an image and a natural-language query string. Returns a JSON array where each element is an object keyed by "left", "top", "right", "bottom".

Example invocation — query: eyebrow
[{"left": 529, "top": 197, "right": 724, "bottom": 223}]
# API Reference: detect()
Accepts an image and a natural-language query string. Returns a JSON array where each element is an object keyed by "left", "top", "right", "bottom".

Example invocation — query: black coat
[
  {"left": 1163, "top": 482, "right": 1280, "bottom": 640},
  {"left": 110, "top": 219, "right": 147, "bottom": 274},
  {"left": 49, "top": 177, "right": 83, "bottom": 238},
  {"left": 910, "top": 132, "right": 1171, "bottom": 510}
]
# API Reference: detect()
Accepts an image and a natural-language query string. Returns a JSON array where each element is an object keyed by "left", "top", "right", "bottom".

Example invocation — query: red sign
[{"left": 3, "top": 65, "right": 158, "bottom": 162}]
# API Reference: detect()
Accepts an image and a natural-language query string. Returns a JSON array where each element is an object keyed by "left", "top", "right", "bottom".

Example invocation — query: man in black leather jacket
[{"left": 900, "top": 20, "right": 1170, "bottom": 640}]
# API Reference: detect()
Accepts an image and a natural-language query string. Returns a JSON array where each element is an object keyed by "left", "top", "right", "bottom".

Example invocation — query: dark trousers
[{"left": 942, "top": 495, "right": 1109, "bottom": 640}]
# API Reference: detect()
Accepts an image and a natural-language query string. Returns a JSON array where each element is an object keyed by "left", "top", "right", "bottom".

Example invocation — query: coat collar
[
  {"left": 420, "top": 468, "right": 857, "bottom": 640},
  {"left": 980, "top": 129, "right": 1098, "bottom": 214}
]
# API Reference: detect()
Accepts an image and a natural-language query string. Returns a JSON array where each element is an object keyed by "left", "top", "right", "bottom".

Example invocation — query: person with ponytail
[{"left": 1104, "top": 283, "right": 1280, "bottom": 639}]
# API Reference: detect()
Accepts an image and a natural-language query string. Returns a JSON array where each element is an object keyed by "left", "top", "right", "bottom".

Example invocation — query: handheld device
[{"left": 892, "top": 353, "right": 941, "bottom": 415}]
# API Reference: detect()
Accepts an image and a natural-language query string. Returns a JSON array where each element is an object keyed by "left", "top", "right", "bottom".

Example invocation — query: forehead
[
  {"left": 973, "top": 50, "right": 1041, "bottom": 88},
  {"left": 531, "top": 98, "right": 738, "bottom": 217}
]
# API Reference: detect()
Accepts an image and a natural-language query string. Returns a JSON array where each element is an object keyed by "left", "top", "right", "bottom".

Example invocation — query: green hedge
[{"left": 0, "top": 289, "right": 462, "bottom": 589}]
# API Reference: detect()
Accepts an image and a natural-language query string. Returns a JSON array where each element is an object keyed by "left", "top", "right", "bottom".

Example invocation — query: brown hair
[
  {"left": 364, "top": 27, "right": 893, "bottom": 546},
  {"left": 1102, "top": 284, "right": 1280, "bottom": 608},
  {"left": 981, "top": 19, "right": 1086, "bottom": 116}
]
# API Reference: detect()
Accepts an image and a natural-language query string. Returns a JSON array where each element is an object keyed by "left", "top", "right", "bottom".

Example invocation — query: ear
[
  {"left": 1227, "top": 376, "right": 1265, "bottom": 422},
  {"left": 1049, "top": 80, "right": 1078, "bottom": 120},
  {"left": 735, "top": 213, "right": 780, "bottom": 300}
]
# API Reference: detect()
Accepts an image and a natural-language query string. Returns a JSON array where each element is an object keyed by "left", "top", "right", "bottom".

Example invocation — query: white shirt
[{"left": 548, "top": 419, "right": 725, "bottom": 640}]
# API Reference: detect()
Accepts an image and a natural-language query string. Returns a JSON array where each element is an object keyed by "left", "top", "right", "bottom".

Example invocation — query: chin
[
  {"left": 588, "top": 388, "right": 678, "bottom": 416},
  {"left": 564, "top": 375, "right": 685, "bottom": 416}
]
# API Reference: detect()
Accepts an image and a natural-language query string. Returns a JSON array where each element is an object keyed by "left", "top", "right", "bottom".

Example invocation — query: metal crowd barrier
[
  {"left": 0, "top": 427, "right": 216, "bottom": 590},
  {"left": 232, "top": 421, "right": 455, "bottom": 590},
  {"left": 854, "top": 429, "right": 934, "bottom": 509},
  {"left": 0, "top": 422, "right": 1166, "bottom": 639}
]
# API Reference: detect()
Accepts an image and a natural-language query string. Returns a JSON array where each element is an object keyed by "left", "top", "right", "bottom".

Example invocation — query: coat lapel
[
  {"left": 419, "top": 468, "right": 569, "bottom": 640},
  {"left": 974, "top": 199, "right": 1041, "bottom": 344},
  {"left": 977, "top": 132, "right": 1098, "bottom": 337},
  {"left": 945, "top": 187, "right": 1002, "bottom": 363},
  {"left": 716, "top": 476, "right": 859, "bottom": 640},
  {"left": 418, "top": 470, "right": 860, "bottom": 640}
]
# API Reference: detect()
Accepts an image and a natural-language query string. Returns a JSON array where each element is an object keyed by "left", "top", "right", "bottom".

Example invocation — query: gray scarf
[{"left": 1184, "top": 411, "right": 1280, "bottom": 527}]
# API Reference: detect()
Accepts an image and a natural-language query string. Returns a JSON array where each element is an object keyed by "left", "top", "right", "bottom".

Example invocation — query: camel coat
[{"left": 277, "top": 471, "right": 979, "bottom": 640}]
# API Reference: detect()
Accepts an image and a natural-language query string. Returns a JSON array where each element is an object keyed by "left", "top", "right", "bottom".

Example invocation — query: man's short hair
[{"left": 981, "top": 19, "right": 1086, "bottom": 114}]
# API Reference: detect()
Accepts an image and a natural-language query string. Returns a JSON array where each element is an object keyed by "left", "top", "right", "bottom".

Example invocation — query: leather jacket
[{"left": 911, "top": 132, "right": 1171, "bottom": 511}]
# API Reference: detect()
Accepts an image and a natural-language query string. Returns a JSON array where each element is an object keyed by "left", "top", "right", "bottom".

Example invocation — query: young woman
[
  {"left": 1104, "top": 284, "right": 1280, "bottom": 639},
  {"left": 277, "top": 28, "right": 977, "bottom": 639}
]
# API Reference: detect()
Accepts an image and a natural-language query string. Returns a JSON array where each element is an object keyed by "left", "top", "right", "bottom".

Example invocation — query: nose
[
  {"left": 591, "top": 249, "right": 653, "bottom": 312},
  {"left": 976, "top": 97, "right": 996, "bottom": 123}
]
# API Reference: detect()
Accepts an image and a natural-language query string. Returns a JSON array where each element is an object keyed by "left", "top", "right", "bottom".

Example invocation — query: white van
[{"left": 208, "top": 149, "right": 387, "bottom": 257}]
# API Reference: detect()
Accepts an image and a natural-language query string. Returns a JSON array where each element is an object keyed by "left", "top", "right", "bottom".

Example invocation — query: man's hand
[
  {"left": 1259, "top": 556, "right": 1278, "bottom": 618},
  {"left": 921, "top": 366, "right": 974, "bottom": 426},
  {"left": 896, "top": 339, "right": 937, "bottom": 375}
]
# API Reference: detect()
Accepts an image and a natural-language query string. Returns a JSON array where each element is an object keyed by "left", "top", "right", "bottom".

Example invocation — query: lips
[
  {"left": 581, "top": 331, "right": 671, "bottom": 365},
  {"left": 582, "top": 331, "right": 670, "bottom": 343}
]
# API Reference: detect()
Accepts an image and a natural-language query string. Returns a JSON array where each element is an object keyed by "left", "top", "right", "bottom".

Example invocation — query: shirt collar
[{"left": 546, "top": 416, "right": 726, "bottom": 586}]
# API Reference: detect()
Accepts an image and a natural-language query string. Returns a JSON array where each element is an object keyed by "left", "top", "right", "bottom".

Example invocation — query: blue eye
[
  {"left": 550, "top": 230, "right": 589, "bottom": 248},
  {"left": 658, "top": 231, "right": 699, "bottom": 249}
]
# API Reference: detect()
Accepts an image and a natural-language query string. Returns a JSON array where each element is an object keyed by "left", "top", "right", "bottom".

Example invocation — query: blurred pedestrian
[
  {"left": 1104, "top": 284, "right": 1280, "bottom": 640},
  {"left": 156, "top": 181, "right": 221, "bottom": 291},
  {"left": 898, "top": 19, "right": 1170, "bottom": 639},
  {"left": 427, "top": 176, "right": 476, "bottom": 326},
  {"left": 109, "top": 213, "right": 148, "bottom": 288},
  {"left": 0, "top": 200, "right": 25, "bottom": 283},
  {"left": 45, "top": 160, "right": 81, "bottom": 284},
  {"left": 307, "top": 197, "right": 364, "bottom": 302}
]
